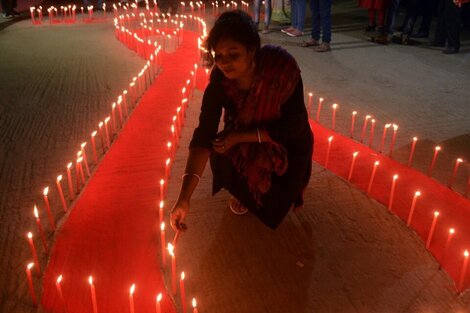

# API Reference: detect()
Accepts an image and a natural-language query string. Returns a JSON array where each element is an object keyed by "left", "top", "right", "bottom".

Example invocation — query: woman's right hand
[{"left": 170, "top": 200, "right": 190, "bottom": 232}]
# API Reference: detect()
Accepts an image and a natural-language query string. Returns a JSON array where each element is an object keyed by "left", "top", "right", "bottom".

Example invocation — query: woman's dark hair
[{"left": 204, "top": 10, "right": 260, "bottom": 66}]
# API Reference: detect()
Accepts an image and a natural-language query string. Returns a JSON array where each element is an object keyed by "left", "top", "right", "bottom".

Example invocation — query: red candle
[
  {"left": 406, "top": 191, "right": 421, "bottom": 226},
  {"left": 427, "top": 146, "right": 441, "bottom": 177},
  {"left": 442, "top": 228, "right": 455, "bottom": 262},
  {"left": 360, "top": 115, "right": 371, "bottom": 143},
  {"left": 168, "top": 243, "right": 177, "bottom": 295},
  {"left": 159, "top": 200, "right": 164, "bottom": 225},
  {"left": 81, "top": 142, "right": 90, "bottom": 176},
  {"left": 98, "top": 122, "right": 105, "bottom": 153},
  {"left": 180, "top": 272, "right": 187, "bottom": 313},
  {"left": 407, "top": 137, "right": 418, "bottom": 166},
  {"left": 129, "top": 284, "right": 136, "bottom": 313},
  {"left": 388, "top": 124, "right": 398, "bottom": 157},
  {"left": 316, "top": 98, "right": 323, "bottom": 122},
  {"left": 111, "top": 102, "right": 117, "bottom": 131},
  {"left": 155, "top": 293, "right": 162, "bottom": 313},
  {"left": 77, "top": 156, "right": 85, "bottom": 186},
  {"left": 33, "top": 206, "right": 48, "bottom": 253},
  {"left": 117, "top": 98, "right": 124, "bottom": 125},
  {"left": 331, "top": 103, "right": 337, "bottom": 131},
  {"left": 448, "top": 158, "right": 464, "bottom": 188},
  {"left": 367, "top": 161, "right": 379, "bottom": 194},
  {"left": 104, "top": 117, "right": 111, "bottom": 148},
  {"left": 27, "top": 232, "right": 40, "bottom": 274},
  {"left": 167, "top": 141, "right": 173, "bottom": 157},
  {"left": 192, "top": 298, "right": 198, "bottom": 313},
  {"left": 387, "top": 174, "right": 398, "bottom": 211},
  {"left": 459, "top": 250, "right": 469, "bottom": 292},
  {"left": 56, "top": 175, "right": 68, "bottom": 212},
  {"left": 350, "top": 111, "right": 357, "bottom": 138},
  {"left": 56, "top": 275, "right": 67, "bottom": 312},
  {"left": 160, "top": 179, "right": 165, "bottom": 202},
  {"left": 161, "top": 222, "right": 166, "bottom": 268},
  {"left": 123, "top": 90, "right": 129, "bottom": 116},
  {"left": 66, "top": 162, "right": 75, "bottom": 200},
  {"left": 347, "top": 152, "right": 359, "bottom": 182},
  {"left": 325, "top": 136, "right": 333, "bottom": 168},
  {"left": 89, "top": 276, "right": 99, "bottom": 313},
  {"left": 425, "top": 211, "right": 439, "bottom": 249},
  {"left": 368, "top": 119, "right": 376, "bottom": 148},
  {"left": 26, "top": 263, "right": 38, "bottom": 306},
  {"left": 91, "top": 131, "right": 98, "bottom": 164},
  {"left": 307, "top": 92, "right": 313, "bottom": 116},
  {"left": 43, "top": 187, "right": 56, "bottom": 231}
]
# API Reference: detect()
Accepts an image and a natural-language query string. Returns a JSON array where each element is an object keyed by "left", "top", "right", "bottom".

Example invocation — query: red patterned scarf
[{"left": 222, "top": 45, "right": 301, "bottom": 206}]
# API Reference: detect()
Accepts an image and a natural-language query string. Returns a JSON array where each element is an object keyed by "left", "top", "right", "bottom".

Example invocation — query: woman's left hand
[{"left": 212, "top": 131, "right": 239, "bottom": 153}]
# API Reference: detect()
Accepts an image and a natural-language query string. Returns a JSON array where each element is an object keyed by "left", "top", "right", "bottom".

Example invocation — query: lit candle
[
  {"left": 360, "top": 115, "right": 371, "bottom": 143},
  {"left": 427, "top": 146, "right": 441, "bottom": 177},
  {"left": 459, "top": 250, "right": 469, "bottom": 292},
  {"left": 123, "top": 90, "right": 129, "bottom": 116},
  {"left": 167, "top": 141, "right": 173, "bottom": 157},
  {"left": 180, "top": 272, "right": 187, "bottom": 313},
  {"left": 56, "top": 275, "right": 67, "bottom": 312},
  {"left": 129, "top": 284, "right": 136, "bottom": 313},
  {"left": 26, "top": 263, "right": 37, "bottom": 306},
  {"left": 161, "top": 222, "right": 166, "bottom": 268},
  {"left": 388, "top": 124, "right": 398, "bottom": 157},
  {"left": 316, "top": 97, "right": 323, "bottom": 122},
  {"left": 27, "top": 232, "right": 40, "bottom": 274},
  {"left": 81, "top": 142, "right": 90, "bottom": 176},
  {"left": 33, "top": 206, "right": 48, "bottom": 253},
  {"left": 77, "top": 156, "right": 86, "bottom": 186},
  {"left": 448, "top": 158, "right": 464, "bottom": 188},
  {"left": 325, "top": 136, "right": 333, "bottom": 168},
  {"left": 155, "top": 293, "right": 162, "bottom": 313},
  {"left": 160, "top": 179, "right": 165, "bottom": 202},
  {"left": 168, "top": 243, "right": 177, "bottom": 295},
  {"left": 165, "top": 158, "right": 171, "bottom": 179},
  {"left": 406, "top": 191, "right": 421, "bottom": 226},
  {"left": 98, "top": 122, "right": 105, "bottom": 153},
  {"left": 347, "top": 152, "right": 359, "bottom": 182},
  {"left": 91, "top": 131, "right": 98, "bottom": 164},
  {"left": 387, "top": 174, "right": 398, "bottom": 211},
  {"left": 307, "top": 92, "right": 313, "bottom": 116},
  {"left": 331, "top": 103, "right": 337, "bottom": 131},
  {"left": 407, "top": 137, "right": 418, "bottom": 166},
  {"left": 43, "top": 187, "right": 56, "bottom": 231},
  {"left": 192, "top": 298, "right": 198, "bottom": 313},
  {"left": 66, "top": 162, "right": 75, "bottom": 200},
  {"left": 442, "top": 228, "right": 455, "bottom": 263},
  {"left": 104, "top": 117, "right": 111, "bottom": 148},
  {"left": 56, "top": 175, "right": 68, "bottom": 212},
  {"left": 111, "top": 102, "right": 117, "bottom": 131},
  {"left": 350, "top": 111, "right": 357, "bottom": 138},
  {"left": 368, "top": 119, "right": 376, "bottom": 148},
  {"left": 367, "top": 161, "right": 379, "bottom": 194},
  {"left": 117, "top": 98, "right": 123, "bottom": 125},
  {"left": 89, "top": 276, "right": 99, "bottom": 313},
  {"left": 425, "top": 211, "right": 439, "bottom": 249},
  {"left": 159, "top": 201, "right": 164, "bottom": 225}
]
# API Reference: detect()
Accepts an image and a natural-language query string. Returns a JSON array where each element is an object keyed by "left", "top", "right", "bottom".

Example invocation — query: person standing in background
[{"left": 254, "top": 0, "right": 272, "bottom": 33}]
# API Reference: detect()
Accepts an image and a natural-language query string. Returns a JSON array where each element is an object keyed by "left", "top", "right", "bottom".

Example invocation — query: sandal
[
  {"left": 229, "top": 197, "right": 249, "bottom": 215},
  {"left": 315, "top": 42, "right": 331, "bottom": 52},
  {"left": 301, "top": 38, "right": 319, "bottom": 47}
]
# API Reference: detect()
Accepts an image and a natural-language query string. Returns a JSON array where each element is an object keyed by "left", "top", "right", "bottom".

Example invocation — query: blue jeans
[
  {"left": 384, "top": 0, "right": 401, "bottom": 35},
  {"left": 291, "top": 0, "right": 306, "bottom": 31},
  {"left": 310, "top": 0, "right": 332, "bottom": 42},
  {"left": 254, "top": 0, "right": 272, "bottom": 26}
]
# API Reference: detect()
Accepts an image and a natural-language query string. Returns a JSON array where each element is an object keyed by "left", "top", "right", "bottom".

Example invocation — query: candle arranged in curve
[
  {"left": 407, "top": 191, "right": 421, "bottom": 226},
  {"left": 407, "top": 137, "right": 418, "bottom": 166},
  {"left": 426, "top": 211, "right": 440, "bottom": 249},
  {"left": 33, "top": 206, "right": 48, "bottom": 253},
  {"left": 26, "top": 263, "right": 38, "bottom": 306}
]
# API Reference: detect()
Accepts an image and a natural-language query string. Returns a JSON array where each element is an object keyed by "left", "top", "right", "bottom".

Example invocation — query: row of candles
[
  {"left": 24, "top": 8, "right": 208, "bottom": 310},
  {"left": 30, "top": 4, "right": 108, "bottom": 25},
  {"left": 307, "top": 92, "right": 469, "bottom": 194},
  {"left": 308, "top": 91, "right": 470, "bottom": 290}
]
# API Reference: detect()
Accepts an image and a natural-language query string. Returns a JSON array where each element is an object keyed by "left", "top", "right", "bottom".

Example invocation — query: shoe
[
  {"left": 300, "top": 38, "right": 319, "bottom": 47},
  {"left": 411, "top": 30, "right": 429, "bottom": 38},
  {"left": 373, "top": 34, "right": 390, "bottom": 45},
  {"left": 281, "top": 26, "right": 294, "bottom": 34},
  {"left": 365, "top": 25, "right": 375, "bottom": 32},
  {"left": 229, "top": 197, "right": 249, "bottom": 215},
  {"left": 315, "top": 42, "right": 331, "bottom": 52},
  {"left": 2, "top": 12, "right": 14, "bottom": 18},
  {"left": 286, "top": 29, "right": 304, "bottom": 37},
  {"left": 442, "top": 46, "right": 459, "bottom": 54},
  {"left": 261, "top": 26, "right": 270, "bottom": 34}
]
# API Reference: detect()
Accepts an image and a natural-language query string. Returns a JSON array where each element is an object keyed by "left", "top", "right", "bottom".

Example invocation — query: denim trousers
[
  {"left": 291, "top": 0, "right": 306, "bottom": 31},
  {"left": 254, "top": 0, "right": 272, "bottom": 26},
  {"left": 310, "top": 0, "right": 332, "bottom": 42}
]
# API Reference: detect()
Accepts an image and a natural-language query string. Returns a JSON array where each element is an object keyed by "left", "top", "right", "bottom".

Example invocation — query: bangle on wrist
[
  {"left": 257, "top": 128, "right": 261, "bottom": 143},
  {"left": 182, "top": 172, "right": 201, "bottom": 182}
]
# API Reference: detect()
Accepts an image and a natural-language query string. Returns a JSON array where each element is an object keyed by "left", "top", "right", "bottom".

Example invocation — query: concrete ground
[{"left": 1, "top": 0, "right": 470, "bottom": 312}]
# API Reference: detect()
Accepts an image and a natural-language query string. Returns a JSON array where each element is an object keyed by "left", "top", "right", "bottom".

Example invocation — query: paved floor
[{"left": 1, "top": 1, "right": 470, "bottom": 312}]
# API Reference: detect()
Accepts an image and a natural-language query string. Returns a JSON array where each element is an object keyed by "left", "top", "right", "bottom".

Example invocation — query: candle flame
[
  {"left": 112, "top": 103, "right": 116, "bottom": 108},
  {"left": 465, "top": 250, "right": 469, "bottom": 258},
  {"left": 371, "top": 119, "right": 375, "bottom": 123},
  {"left": 415, "top": 191, "right": 421, "bottom": 197},
  {"left": 181, "top": 271, "right": 185, "bottom": 280},
  {"left": 130, "top": 284, "right": 135, "bottom": 295},
  {"left": 88, "top": 276, "right": 93, "bottom": 285},
  {"left": 34, "top": 206, "right": 39, "bottom": 218},
  {"left": 27, "top": 232, "right": 33, "bottom": 239},
  {"left": 57, "top": 275, "right": 63, "bottom": 283},
  {"left": 173, "top": 116, "right": 177, "bottom": 122},
  {"left": 328, "top": 136, "right": 333, "bottom": 143},
  {"left": 161, "top": 222, "right": 165, "bottom": 231},
  {"left": 43, "top": 187, "right": 49, "bottom": 196},
  {"left": 28, "top": 263, "right": 34, "bottom": 270},
  {"left": 92, "top": 131, "right": 97, "bottom": 137},
  {"left": 160, "top": 179, "right": 165, "bottom": 187},
  {"left": 435, "top": 146, "right": 441, "bottom": 151},
  {"left": 77, "top": 156, "right": 83, "bottom": 163},
  {"left": 57, "top": 175, "right": 63, "bottom": 181},
  {"left": 99, "top": 122, "right": 103, "bottom": 128},
  {"left": 374, "top": 161, "right": 379, "bottom": 166},
  {"left": 168, "top": 243, "right": 174, "bottom": 255},
  {"left": 167, "top": 142, "right": 172, "bottom": 149},
  {"left": 457, "top": 158, "right": 463, "bottom": 163},
  {"left": 393, "top": 174, "right": 398, "bottom": 180},
  {"left": 393, "top": 124, "right": 398, "bottom": 130},
  {"left": 385, "top": 123, "right": 391, "bottom": 128},
  {"left": 105, "top": 117, "right": 110, "bottom": 123},
  {"left": 332, "top": 103, "right": 337, "bottom": 109},
  {"left": 365, "top": 115, "right": 371, "bottom": 120},
  {"left": 308, "top": 92, "right": 312, "bottom": 97},
  {"left": 352, "top": 111, "right": 357, "bottom": 115},
  {"left": 159, "top": 200, "right": 164, "bottom": 209},
  {"left": 434, "top": 211, "right": 439, "bottom": 217},
  {"left": 319, "top": 97, "right": 324, "bottom": 102},
  {"left": 450, "top": 228, "right": 455, "bottom": 234},
  {"left": 192, "top": 298, "right": 197, "bottom": 308},
  {"left": 157, "top": 293, "right": 162, "bottom": 302},
  {"left": 353, "top": 151, "right": 359, "bottom": 157},
  {"left": 413, "top": 136, "right": 418, "bottom": 141},
  {"left": 67, "top": 162, "right": 72, "bottom": 169},
  {"left": 77, "top": 151, "right": 82, "bottom": 157}
]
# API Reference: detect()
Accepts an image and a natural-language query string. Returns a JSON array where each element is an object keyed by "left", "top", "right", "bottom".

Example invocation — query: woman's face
[{"left": 213, "top": 38, "right": 255, "bottom": 81}]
